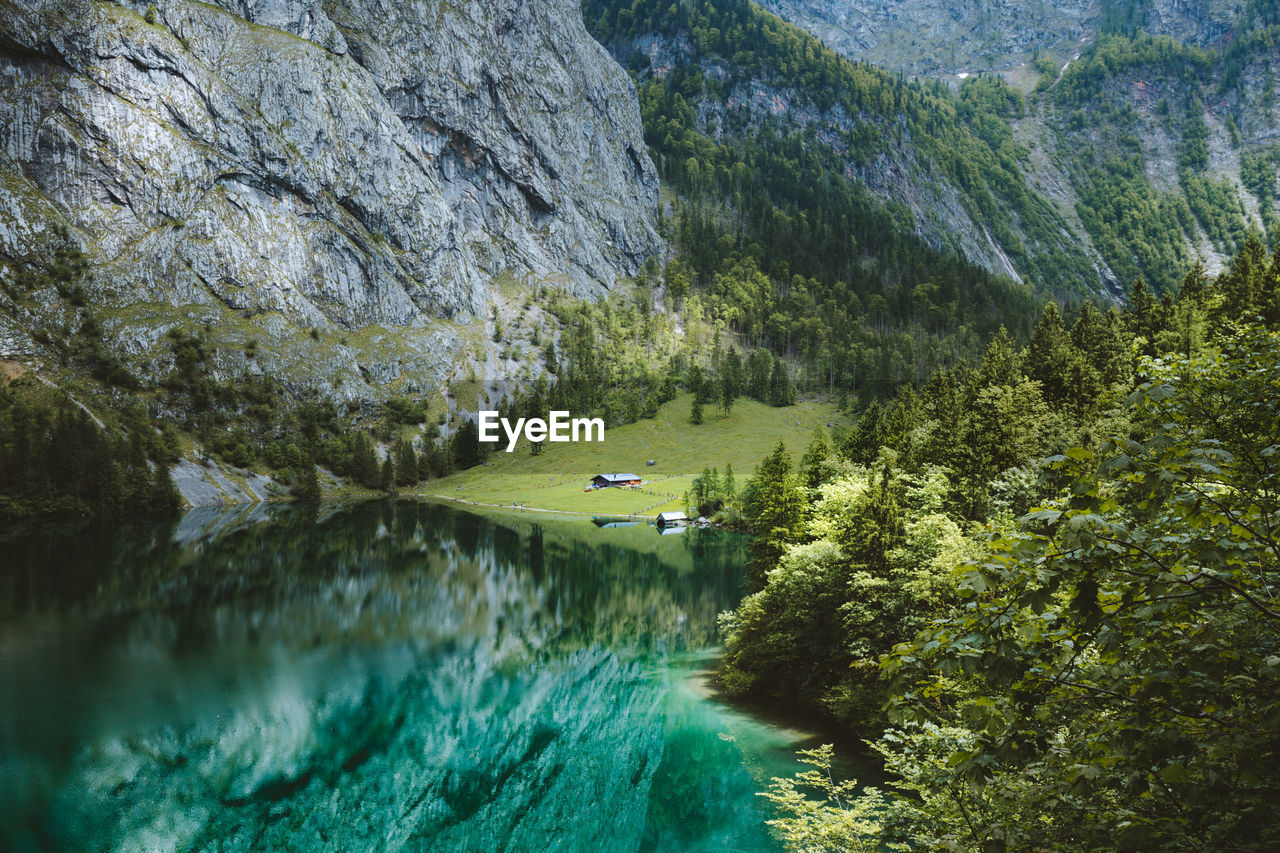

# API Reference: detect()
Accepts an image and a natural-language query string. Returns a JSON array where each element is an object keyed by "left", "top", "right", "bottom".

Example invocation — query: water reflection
[{"left": 0, "top": 501, "right": 813, "bottom": 852}]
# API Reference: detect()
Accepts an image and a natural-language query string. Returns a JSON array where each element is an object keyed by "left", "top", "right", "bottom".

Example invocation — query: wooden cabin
[
  {"left": 591, "top": 473, "right": 642, "bottom": 488},
  {"left": 656, "top": 510, "right": 689, "bottom": 528}
]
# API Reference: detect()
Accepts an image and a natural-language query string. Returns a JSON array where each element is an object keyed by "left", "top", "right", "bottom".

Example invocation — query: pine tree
[
  {"left": 740, "top": 441, "right": 805, "bottom": 585},
  {"left": 394, "top": 435, "right": 418, "bottom": 487},
  {"left": 291, "top": 460, "right": 321, "bottom": 504},
  {"left": 1262, "top": 249, "right": 1280, "bottom": 327},
  {"left": 451, "top": 419, "right": 483, "bottom": 470},
  {"left": 799, "top": 428, "right": 830, "bottom": 490},
  {"left": 1025, "top": 302, "right": 1081, "bottom": 406},
  {"left": 352, "top": 433, "right": 380, "bottom": 488},
  {"left": 124, "top": 433, "right": 151, "bottom": 508},
  {"left": 978, "top": 326, "right": 1021, "bottom": 388},
  {"left": 1078, "top": 307, "right": 1131, "bottom": 386},
  {"left": 840, "top": 401, "right": 885, "bottom": 465},
  {"left": 688, "top": 466, "right": 725, "bottom": 517},
  {"left": 841, "top": 465, "right": 904, "bottom": 575},
  {"left": 693, "top": 365, "right": 716, "bottom": 406},
  {"left": 1217, "top": 236, "right": 1266, "bottom": 321},
  {"left": 720, "top": 369, "right": 737, "bottom": 416},
  {"left": 148, "top": 461, "right": 182, "bottom": 515},
  {"left": 664, "top": 258, "right": 690, "bottom": 302},
  {"left": 724, "top": 348, "right": 743, "bottom": 400},
  {"left": 690, "top": 397, "right": 704, "bottom": 425},
  {"left": 748, "top": 349, "right": 772, "bottom": 400},
  {"left": 769, "top": 356, "right": 794, "bottom": 406},
  {"left": 1179, "top": 260, "right": 1208, "bottom": 304}
]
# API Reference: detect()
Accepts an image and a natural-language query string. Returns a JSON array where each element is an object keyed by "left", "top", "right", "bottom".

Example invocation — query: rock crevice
[{"left": 0, "top": 0, "right": 659, "bottom": 393}]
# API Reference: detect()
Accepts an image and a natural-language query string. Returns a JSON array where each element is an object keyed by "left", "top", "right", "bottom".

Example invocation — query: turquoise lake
[{"left": 0, "top": 501, "right": 840, "bottom": 852}]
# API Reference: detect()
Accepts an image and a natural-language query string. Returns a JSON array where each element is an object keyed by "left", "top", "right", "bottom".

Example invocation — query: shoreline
[{"left": 421, "top": 493, "right": 656, "bottom": 519}]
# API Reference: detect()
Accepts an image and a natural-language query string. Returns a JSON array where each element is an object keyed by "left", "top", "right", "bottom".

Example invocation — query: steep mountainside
[
  {"left": 751, "top": 0, "right": 1280, "bottom": 292},
  {"left": 0, "top": 0, "right": 659, "bottom": 398},
  {"left": 756, "top": 0, "right": 1240, "bottom": 77},
  {"left": 1027, "top": 31, "right": 1280, "bottom": 290},
  {"left": 586, "top": 0, "right": 1109, "bottom": 296}
]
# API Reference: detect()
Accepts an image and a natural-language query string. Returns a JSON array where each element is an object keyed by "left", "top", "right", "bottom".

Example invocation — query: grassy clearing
[{"left": 423, "top": 393, "right": 841, "bottom": 516}]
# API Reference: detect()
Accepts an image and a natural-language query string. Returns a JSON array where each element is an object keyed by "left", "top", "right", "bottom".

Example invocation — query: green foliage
[
  {"left": 1180, "top": 171, "right": 1251, "bottom": 255},
  {"left": 1052, "top": 33, "right": 1211, "bottom": 106},
  {"left": 1177, "top": 96, "right": 1209, "bottom": 172},
  {"left": 759, "top": 745, "right": 903, "bottom": 853},
  {"left": 1040, "top": 29, "right": 1275, "bottom": 295},
  {"left": 686, "top": 465, "right": 730, "bottom": 517},
  {"left": 384, "top": 396, "right": 427, "bottom": 425},
  {"left": 1074, "top": 155, "right": 1194, "bottom": 293},
  {"left": 768, "top": 356, "right": 795, "bottom": 406},
  {"left": 0, "top": 382, "right": 179, "bottom": 519},
  {"left": 798, "top": 428, "right": 830, "bottom": 491},
  {"left": 2, "top": 228, "right": 138, "bottom": 388},
  {"left": 1213, "top": 235, "right": 1280, "bottom": 327},
  {"left": 450, "top": 419, "right": 484, "bottom": 472},
  {"left": 722, "top": 461, "right": 969, "bottom": 723},
  {"left": 1241, "top": 146, "right": 1280, "bottom": 230},
  {"left": 744, "top": 242, "right": 1280, "bottom": 851},
  {"left": 585, "top": 0, "right": 1069, "bottom": 402},
  {"left": 393, "top": 435, "right": 420, "bottom": 486},
  {"left": 738, "top": 441, "right": 805, "bottom": 583},
  {"left": 719, "top": 348, "right": 742, "bottom": 415},
  {"left": 351, "top": 432, "right": 381, "bottom": 488},
  {"left": 880, "top": 326, "right": 1280, "bottom": 851},
  {"left": 289, "top": 461, "right": 320, "bottom": 504}
]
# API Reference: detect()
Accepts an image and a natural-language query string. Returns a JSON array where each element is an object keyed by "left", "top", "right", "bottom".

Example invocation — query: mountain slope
[
  {"left": 1028, "top": 29, "right": 1280, "bottom": 291},
  {"left": 756, "top": 0, "right": 1240, "bottom": 77},
  {"left": 586, "top": 0, "right": 1108, "bottom": 297},
  {"left": 0, "top": 0, "right": 659, "bottom": 398},
  {"left": 756, "top": 0, "right": 1280, "bottom": 293}
]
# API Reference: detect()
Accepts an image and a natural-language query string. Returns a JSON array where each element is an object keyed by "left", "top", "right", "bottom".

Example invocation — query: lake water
[{"left": 0, "top": 501, "right": 834, "bottom": 852}]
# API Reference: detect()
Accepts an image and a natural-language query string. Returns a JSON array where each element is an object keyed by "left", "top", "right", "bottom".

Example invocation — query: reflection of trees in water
[
  {"left": 0, "top": 503, "right": 754, "bottom": 853},
  {"left": 1, "top": 500, "right": 749, "bottom": 650}
]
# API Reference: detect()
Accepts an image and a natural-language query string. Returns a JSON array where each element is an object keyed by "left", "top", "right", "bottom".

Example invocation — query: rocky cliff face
[
  {"left": 0, "top": 0, "right": 658, "bottom": 396},
  {"left": 758, "top": 0, "right": 1093, "bottom": 77},
  {"left": 750, "top": 0, "right": 1278, "bottom": 294},
  {"left": 757, "top": 0, "right": 1241, "bottom": 77},
  {"left": 620, "top": 31, "right": 1107, "bottom": 294}
]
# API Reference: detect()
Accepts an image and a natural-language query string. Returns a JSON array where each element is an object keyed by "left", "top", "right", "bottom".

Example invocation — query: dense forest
[
  {"left": 0, "top": 385, "right": 181, "bottom": 519},
  {"left": 584, "top": 0, "right": 1088, "bottom": 393},
  {"left": 720, "top": 238, "right": 1280, "bottom": 850},
  {"left": 585, "top": 0, "right": 1093, "bottom": 299},
  {"left": 1036, "top": 5, "right": 1280, "bottom": 294}
]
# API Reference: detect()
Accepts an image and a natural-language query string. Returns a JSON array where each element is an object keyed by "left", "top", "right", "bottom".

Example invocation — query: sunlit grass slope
[{"left": 424, "top": 394, "right": 840, "bottom": 516}]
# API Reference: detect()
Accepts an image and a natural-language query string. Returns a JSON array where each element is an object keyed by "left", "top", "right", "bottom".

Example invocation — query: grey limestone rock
[
  {"left": 757, "top": 0, "right": 1239, "bottom": 77},
  {"left": 0, "top": 0, "right": 659, "bottom": 395}
]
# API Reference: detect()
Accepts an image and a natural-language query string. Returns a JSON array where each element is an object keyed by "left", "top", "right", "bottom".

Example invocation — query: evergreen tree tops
[
  {"left": 739, "top": 441, "right": 805, "bottom": 584},
  {"left": 0, "top": 382, "right": 181, "bottom": 520},
  {"left": 724, "top": 237, "right": 1280, "bottom": 852}
]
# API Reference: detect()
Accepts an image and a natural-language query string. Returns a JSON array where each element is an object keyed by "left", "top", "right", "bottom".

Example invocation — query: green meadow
[{"left": 423, "top": 394, "right": 840, "bottom": 516}]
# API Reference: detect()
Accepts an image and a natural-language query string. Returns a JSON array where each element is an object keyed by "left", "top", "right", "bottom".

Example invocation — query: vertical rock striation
[
  {"left": 0, "top": 0, "right": 658, "bottom": 390},
  {"left": 756, "top": 0, "right": 1240, "bottom": 77}
]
